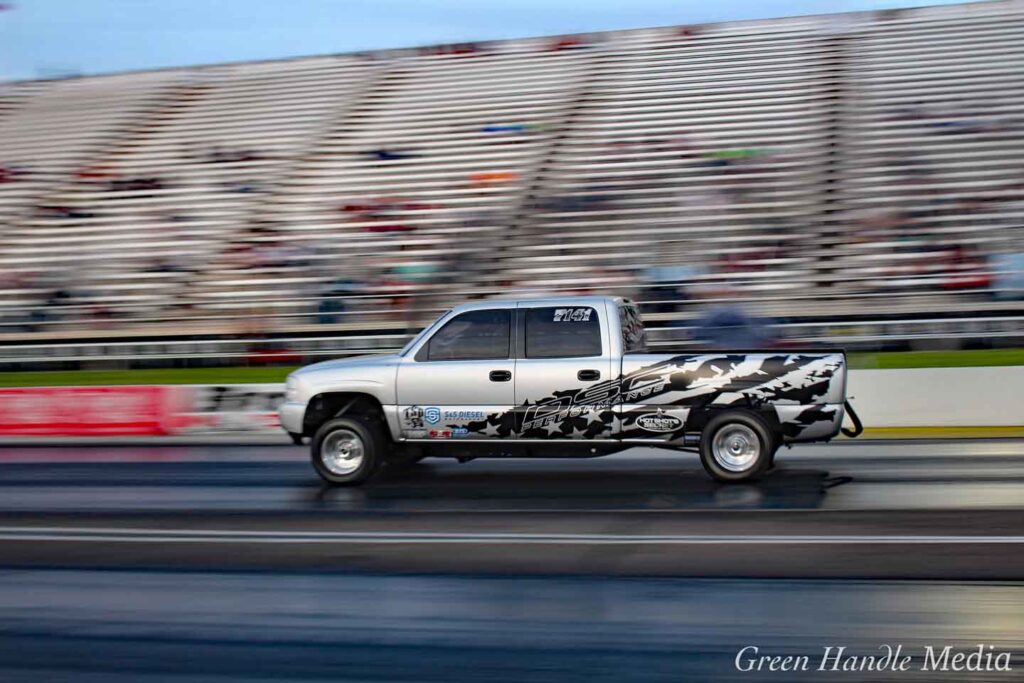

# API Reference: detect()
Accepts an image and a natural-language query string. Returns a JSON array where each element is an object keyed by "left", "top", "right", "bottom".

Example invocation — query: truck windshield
[{"left": 399, "top": 310, "right": 451, "bottom": 356}]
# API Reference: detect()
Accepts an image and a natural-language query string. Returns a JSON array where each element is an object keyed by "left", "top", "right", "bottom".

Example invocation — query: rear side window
[
  {"left": 524, "top": 307, "right": 602, "bottom": 358},
  {"left": 425, "top": 309, "right": 510, "bottom": 361}
]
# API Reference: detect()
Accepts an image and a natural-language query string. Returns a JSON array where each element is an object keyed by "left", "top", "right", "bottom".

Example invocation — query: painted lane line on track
[{"left": 1, "top": 527, "right": 1024, "bottom": 544}]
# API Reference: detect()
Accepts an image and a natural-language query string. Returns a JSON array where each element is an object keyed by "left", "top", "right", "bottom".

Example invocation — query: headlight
[{"left": 285, "top": 375, "right": 299, "bottom": 402}]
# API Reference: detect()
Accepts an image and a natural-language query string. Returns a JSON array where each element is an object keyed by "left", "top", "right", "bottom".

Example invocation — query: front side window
[
  {"left": 401, "top": 310, "right": 451, "bottom": 356},
  {"left": 524, "top": 307, "right": 602, "bottom": 358},
  {"left": 425, "top": 309, "right": 510, "bottom": 361}
]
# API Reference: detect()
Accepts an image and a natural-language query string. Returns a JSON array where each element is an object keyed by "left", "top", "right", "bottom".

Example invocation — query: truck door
[
  {"left": 513, "top": 303, "right": 617, "bottom": 439},
  {"left": 617, "top": 301, "right": 690, "bottom": 443},
  {"left": 396, "top": 307, "right": 516, "bottom": 440}
]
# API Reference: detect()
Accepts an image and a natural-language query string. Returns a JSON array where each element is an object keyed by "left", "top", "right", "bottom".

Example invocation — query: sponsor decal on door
[{"left": 635, "top": 413, "right": 684, "bottom": 433}]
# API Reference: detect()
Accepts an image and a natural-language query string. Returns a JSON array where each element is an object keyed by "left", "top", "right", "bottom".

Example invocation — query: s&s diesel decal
[{"left": 443, "top": 410, "right": 484, "bottom": 420}]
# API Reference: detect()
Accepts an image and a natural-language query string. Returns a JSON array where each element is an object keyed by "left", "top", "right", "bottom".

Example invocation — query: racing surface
[
  {"left": 1, "top": 439, "right": 1023, "bottom": 680},
  {"left": 1, "top": 440, "right": 1024, "bottom": 576}
]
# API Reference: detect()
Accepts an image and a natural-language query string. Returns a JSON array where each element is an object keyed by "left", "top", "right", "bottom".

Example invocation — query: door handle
[
  {"left": 578, "top": 369, "right": 601, "bottom": 381},
  {"left": 489, "top": 370, "right": 512, "bottom": 382}
]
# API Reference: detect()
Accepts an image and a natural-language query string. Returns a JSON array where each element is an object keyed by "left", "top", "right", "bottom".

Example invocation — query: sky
[{"left": 0, "top": 0, "right": 976, "bottom": 81}]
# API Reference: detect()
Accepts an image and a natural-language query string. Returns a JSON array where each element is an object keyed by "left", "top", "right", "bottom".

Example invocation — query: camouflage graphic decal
[
  {"left": 463, "top": 353, "right": 844, "bottom": 441},
  {"left": 779, "top": 404, "right": 839, "bottom": 439}
]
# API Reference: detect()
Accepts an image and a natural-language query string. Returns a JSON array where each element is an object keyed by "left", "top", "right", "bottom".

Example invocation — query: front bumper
[{"left": 278, "top": 401, "right": 307, "bottom": 435}]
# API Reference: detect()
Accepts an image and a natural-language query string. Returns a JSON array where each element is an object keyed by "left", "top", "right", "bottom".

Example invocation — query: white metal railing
[{"left": 1, "top": 315, "right": 1021, "bottom": 366}]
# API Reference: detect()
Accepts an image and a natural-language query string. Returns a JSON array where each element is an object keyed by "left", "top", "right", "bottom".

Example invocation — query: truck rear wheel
[
  {"left": 699, "top": 410, "right": 773, "bottom": 482},
  {"left": 311, "top": 416, "right": 385, "bottom": 485}
]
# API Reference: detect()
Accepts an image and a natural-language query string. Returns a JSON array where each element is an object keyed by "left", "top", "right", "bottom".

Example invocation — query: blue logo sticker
[{"left": 424, "top": 407, "right": 441, "bottom": 424}]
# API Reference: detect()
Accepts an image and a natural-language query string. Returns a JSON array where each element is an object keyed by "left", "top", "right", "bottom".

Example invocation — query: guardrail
[
  {"left": 0, "top": 333, "right": 410, "bottom": 367},
  {"left": 646, "top": 315, "right": 1024, "bottom": 351},
  {"left": 0, "top": 315, "right": 1021, "bottom": 369},
  {"left": 3, "top": 282, "right": 1021, "bottom": 336}
]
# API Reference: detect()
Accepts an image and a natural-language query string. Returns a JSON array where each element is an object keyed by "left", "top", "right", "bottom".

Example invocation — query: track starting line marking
[{"left": 0, "top": 527, "right": 1023, "bottom": 545}]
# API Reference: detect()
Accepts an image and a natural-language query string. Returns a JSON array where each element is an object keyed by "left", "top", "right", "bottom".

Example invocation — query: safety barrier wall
[
  {"left": 0, "top": 384, "right": 282, "bottom": 436},
  {"left": 0, "top": 368, "right": 1020, "bottom": 437},
  {"left": 846, "top": 367, "right": 1024, "bottom": 428},
  {"left": 0, "top": 385, "right": 182, "bottom": 436}
]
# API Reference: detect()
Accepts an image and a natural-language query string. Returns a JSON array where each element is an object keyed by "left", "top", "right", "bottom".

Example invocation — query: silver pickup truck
[{"left": 280, "top": 296, "right": 861, "bottom": 484}]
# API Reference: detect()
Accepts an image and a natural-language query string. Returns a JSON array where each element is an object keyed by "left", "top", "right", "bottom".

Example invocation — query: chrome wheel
[
  {"left": 711, "top": 423, "right": 761, "bottom": 473},
  {"left": 321, "top": 428, "right": 365, "bottom": 476}
]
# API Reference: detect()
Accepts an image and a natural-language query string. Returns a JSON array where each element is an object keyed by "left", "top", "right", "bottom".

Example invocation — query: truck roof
[{"left": 450, "top": 295, "right": 626, "bottom": 314}]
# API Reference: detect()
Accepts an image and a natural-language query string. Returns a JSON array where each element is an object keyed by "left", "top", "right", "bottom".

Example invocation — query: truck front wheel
[
  {"left": 311, "top": 416, "right": 385, "bottom": 485},
  {"left": 699, "top": 410, "right": 773, "bottom": 482}
]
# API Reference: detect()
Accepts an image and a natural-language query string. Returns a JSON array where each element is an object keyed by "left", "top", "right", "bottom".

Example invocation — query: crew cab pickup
[{"left": 279, "top": 296, "right": 861, "bottom": 484}]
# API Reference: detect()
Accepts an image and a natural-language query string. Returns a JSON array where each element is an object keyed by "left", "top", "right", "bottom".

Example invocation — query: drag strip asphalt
[
  {"left": 2, "top": 570, "right": 1021, "bottom": 682},
  {"left": 0, "top": 440, "right": 1022, "bottom": 577}
]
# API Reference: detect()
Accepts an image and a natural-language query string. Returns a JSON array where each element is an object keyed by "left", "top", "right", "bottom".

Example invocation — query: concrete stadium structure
[{"left": 0, "top": 0, "right": 1022, "bottom": 364}]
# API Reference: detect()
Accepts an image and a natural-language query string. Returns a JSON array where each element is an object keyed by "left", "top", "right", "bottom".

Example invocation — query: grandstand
[{"left": 0, "top": 0, "right": 1022, "bottom": 366}]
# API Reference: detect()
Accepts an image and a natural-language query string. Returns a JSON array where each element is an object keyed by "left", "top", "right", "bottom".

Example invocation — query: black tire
[
  {"left": 767, "top": 435, "right": 782, "bottom": 469},
  {"left": 699, "top": 410, "right": 774, "bottom": 483},
  {"left": 310, "top": 416, "right": 386, "bottom": 485}
]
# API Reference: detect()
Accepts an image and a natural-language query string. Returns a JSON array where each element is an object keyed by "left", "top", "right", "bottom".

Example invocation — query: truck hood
[
  {"left": 287, "top": 353, "right": 402, "bottom": 404},
  {"left": 292, "top": 353, "right": 401, "bottom": 376}
]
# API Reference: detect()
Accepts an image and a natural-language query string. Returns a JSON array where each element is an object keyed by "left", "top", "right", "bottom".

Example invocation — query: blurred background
[
  {"left": 0, "top": 0, "right": 1021, "bottom": 378},
  {"left": 1, "top": 2, "right": 1024, "bottom": 681}
]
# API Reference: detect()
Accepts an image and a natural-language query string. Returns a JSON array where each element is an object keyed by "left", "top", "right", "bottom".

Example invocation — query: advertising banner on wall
[
  {"left": 0, "top": 384, "right": 286, "bottom": 437},
  {"left": 0, "top": 385, "right": 182, "bottom": 436},
  {"left": 170, "top": 384, "right": 284, "bottom": 434}
]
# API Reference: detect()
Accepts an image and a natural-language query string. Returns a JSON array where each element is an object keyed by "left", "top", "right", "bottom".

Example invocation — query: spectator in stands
[
  {"left": 941, "top": 244, "right": 991, "bottom": 291},
  {"left": 695, "top": 299, "right": 776, "bottom": 350},
  {"left": 145, "top": 257, "right": 188, "bottom": 274},
  {"left": 364, "top": 221, "right": 414, "bottom": 234},
  {"left": 42, "top": 286, "right": 76, "bottom": 318},
  {"left": 341, "top": 196, "right": 437, "bottom": 233},
  {"left": 247, "top": 220, "right": 279, "bottom": 237},
  {"left": 387, "top": 246, "right": 439, "bottom": 286},
  {"left": 550, "top": 35, "right": 586, "bottom": 51},
  {"left": 35, "top": 204, "right": 95, "bottom": 220},
  {"left": 224, "top": 242, "right": 259, "bottom": 270},
  {"left": 222, "top": 178, "right": 263, "bottom": 194},
  {"left": 992, "top": 252, "right": 1024, "bottom": 300},
  {"left": 641, "top": 282, "right": 686, "bottom": 315},
  {"left": 378, "top": 244, "right": 440, "bottom": 329},
  {"left": 316, "top": 276, "right": 364, "bottom": 325},
  {"left": 639, "top": 264, "right": 701, "bottom": 315},
  {"left": 481, "top": 123, "right": 530, "bottom": 134},
  {"left": 419, "top": 42, "right": 482, "bottom": 57},
  {"left": 109, "top": 176, "right": 165, "bottom": 193},
  {"left": 206, "top": 147, "right": 263, "bottom": 163},
  {"left": 0, "top": 164, "right": 29, "bottom": 183},
  {"left": 74, "top": 164, "right": 118, "bottom": 184},
  {"left": 468, "top": 171, "right": 518, "bottom": 186},
  {"left": 362, "top": 148, "right": 415, "bottom": 161}
]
